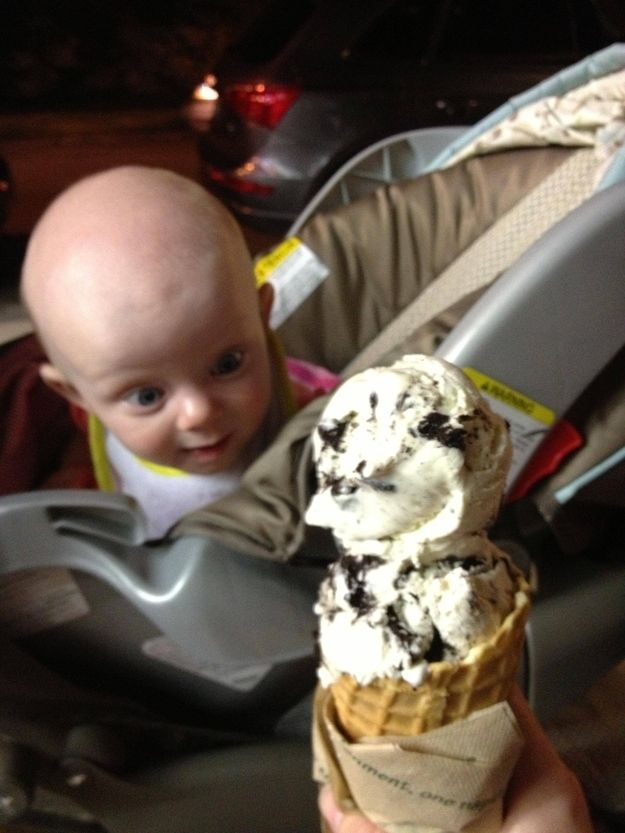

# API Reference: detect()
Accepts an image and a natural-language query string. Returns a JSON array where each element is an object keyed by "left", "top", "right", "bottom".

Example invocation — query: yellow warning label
[
  {"left": 254, "top": 236, "right": 301, "bottom": 286},
  {"left": 464, "top": 367, "right": 555, "bottom": 426}
]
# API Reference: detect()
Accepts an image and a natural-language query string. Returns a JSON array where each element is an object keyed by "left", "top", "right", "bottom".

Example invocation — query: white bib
[{"left": 105, "top": 431, "right": 243, "bottom": 539}]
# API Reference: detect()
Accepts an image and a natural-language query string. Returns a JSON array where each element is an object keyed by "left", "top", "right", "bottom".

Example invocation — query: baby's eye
[
  {"left": 212, "top": 350, "right": 244, "bottom": 377},
  {"left": 126, "top": 386, "right": 164, "bottom": 408}
]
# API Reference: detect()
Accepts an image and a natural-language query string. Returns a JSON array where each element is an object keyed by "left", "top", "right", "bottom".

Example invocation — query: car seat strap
[{"left": 342, "top": 147, "right": 602, "bottom": 377}]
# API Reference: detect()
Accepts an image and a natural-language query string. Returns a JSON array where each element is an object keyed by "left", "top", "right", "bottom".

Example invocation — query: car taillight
[
  {"left": 206, "top": 167, "right": 274, "bottom": 196},
  {"left": 224, "top": 83, "right": 300, "bottom": 129}
]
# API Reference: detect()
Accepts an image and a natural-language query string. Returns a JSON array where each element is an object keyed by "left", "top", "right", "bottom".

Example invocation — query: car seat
[
  {"left": 2, "top": 43, "right": 625, "bottom": 832},
  {"left": 287, "top": 125, "right": 466, "bottom": 235},
  {"left": 275, "top": 43, "right": 625, "bottom": 719}
]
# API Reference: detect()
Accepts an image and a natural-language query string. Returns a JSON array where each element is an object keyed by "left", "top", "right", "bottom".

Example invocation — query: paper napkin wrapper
[{"left": 312, "top": 685, "right": 524, "bottom": 833}]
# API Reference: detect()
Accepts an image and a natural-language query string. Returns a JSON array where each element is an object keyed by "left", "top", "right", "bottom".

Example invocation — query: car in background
[{"left": 185, "top": 0, "right": 624, "bottom": 233}]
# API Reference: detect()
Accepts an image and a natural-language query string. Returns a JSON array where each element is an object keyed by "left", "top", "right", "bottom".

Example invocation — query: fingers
[
  {"left": 320, "top": 690, "right": 594, "bottom": 833},
  {"left": 502, "top": 686, "right": 594, "bottom": 833},
  {"left": 318, "top": 786, "right": 382, "bottom": 833},
  {"left": 319, "top": 785, "right": 344, "bottom": 831}
]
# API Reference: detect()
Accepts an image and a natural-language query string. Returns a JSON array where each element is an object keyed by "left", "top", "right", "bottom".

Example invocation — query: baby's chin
[{"left": 176, "top": 459, "right": 236, "bottom": 477}]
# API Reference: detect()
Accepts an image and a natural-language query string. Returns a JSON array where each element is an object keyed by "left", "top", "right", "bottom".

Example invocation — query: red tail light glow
[
  {"left": 224, "top": 83, "right": 300, "bottom": 129},
  {"left": 206, "top": 166, "right": 275, "bottom": 196}
]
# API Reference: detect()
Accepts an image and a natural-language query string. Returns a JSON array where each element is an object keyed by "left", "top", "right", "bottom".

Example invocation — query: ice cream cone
[
  {"left": 309, "top": 357, "right": 533, "bottom": 831},
  {"left": 331, "top": 574, "right": 531, "bottom": 741}
]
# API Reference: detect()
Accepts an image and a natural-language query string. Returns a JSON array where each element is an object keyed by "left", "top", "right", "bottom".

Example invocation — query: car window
[
  {"left": 436, "top": 0, "right": 610, "bottom": 59},
  {"left": 350, "top": 0, "right": 614, "bottom": 63},
  {"left": 228, "top": 0, "right": 318, "bottom": 64},
  {"left": 347, "top": 0, "right": 441, "bottom": 62}
]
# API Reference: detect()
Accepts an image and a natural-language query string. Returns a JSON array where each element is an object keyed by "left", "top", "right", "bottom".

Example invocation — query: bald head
[
  {"left": 21, "top": 165, "right": 255, "bottom": 366},
  {"left": 20, "top": 166, "right": 277, "bottom": 478}
]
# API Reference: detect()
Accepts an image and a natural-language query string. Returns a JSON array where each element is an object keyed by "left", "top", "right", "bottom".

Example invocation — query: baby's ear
[
  {"left": 258, "top": 281, "right": 274, "bottom": 328},
  {"left": 39, "top": 363, "right": 84, "bottom": 407}
]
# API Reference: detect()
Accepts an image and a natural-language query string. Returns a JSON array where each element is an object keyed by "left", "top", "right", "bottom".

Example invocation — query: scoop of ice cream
[
  {"left": 315, "top": 534, "right": 518, "bottom": 688},
  {"left": 305, "top": 354, "right": 511, "bottom": 543}
]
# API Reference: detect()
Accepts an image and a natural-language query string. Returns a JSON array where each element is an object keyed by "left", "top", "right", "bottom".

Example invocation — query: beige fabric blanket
[{"left": 447, "top": 68, "right": 625, "bottom": 172}]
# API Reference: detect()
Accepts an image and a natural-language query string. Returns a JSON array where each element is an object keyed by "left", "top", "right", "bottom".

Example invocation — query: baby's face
[
  {"left": 60, "top": 276, "right": 274, "bottom": 477},
  {"left": 26, "top": 167, "right": 278, "bottom": 476}
]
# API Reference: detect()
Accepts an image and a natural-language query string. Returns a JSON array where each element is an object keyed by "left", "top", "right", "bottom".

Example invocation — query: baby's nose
[{"left": 176, "top": 389, "right": 214, "bottom": 431}]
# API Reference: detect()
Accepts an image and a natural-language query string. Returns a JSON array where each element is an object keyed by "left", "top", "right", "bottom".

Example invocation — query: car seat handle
[
  {"left": 437, "top": 180, "right": 625, "bottom": 492},
  {"left": 0, "top": 491, "right": 321, "bottom": 665}
]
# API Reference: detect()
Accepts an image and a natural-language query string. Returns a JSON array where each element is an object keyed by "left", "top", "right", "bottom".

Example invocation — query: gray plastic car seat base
[
  {"left": 524, "top": 546, "right": 625, "bottom": 722},
  {"left": 0, "top": 490, "right": 323, "bottom": 669},
  {"left": 8, "top": 739, "right": 319, "bottom": 833}
]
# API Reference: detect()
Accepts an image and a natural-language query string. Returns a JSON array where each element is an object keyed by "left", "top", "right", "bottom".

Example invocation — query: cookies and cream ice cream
[
  {"left": 306, "top": 354, "right": 528, "bottom": 704},
  {"left": 315, "top": 533, "right": 518, "bottom": 689},
  {"left": 305, "top": 354, "right": 511, "bottom": 545}
]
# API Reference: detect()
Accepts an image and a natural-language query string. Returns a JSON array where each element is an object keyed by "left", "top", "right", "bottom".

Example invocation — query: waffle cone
[{"left": 330, "top": 575, "right": 531, "bottom": 741}]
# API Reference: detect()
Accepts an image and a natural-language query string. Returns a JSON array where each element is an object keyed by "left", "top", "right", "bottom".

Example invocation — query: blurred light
[
  {"left": 224, "top": 83, "right": 300, "bottom": 129},
  {"left": 185, "top": 74, "right": 219, "bottom": 131},
  {"left": 206, "top": 165, "right": 275, "bottom": 196},
  {"left": 192, "top": 74, "right": 219, "bottom": 103}
]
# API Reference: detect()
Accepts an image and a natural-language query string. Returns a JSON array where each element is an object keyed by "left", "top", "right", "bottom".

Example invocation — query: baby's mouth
[{"left": 184, "top": 434, "right": 231, "bottom": 462}]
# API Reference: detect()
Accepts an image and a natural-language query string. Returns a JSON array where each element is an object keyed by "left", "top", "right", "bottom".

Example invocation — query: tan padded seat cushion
[{"left": 278, "top": 147, "right": 575, "bottom": 373}]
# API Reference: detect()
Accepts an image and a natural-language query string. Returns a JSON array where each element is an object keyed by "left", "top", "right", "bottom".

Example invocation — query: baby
[{"left": 21, "top": 165, "right": 337, "bottom": 537}]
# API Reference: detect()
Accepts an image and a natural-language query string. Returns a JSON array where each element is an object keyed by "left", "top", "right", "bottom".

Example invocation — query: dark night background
[
  {"left": 0, "top": 0, "right": 259, "bottom": 112},
  {"left": 0, "top": 2, "right": 280, "bottom": 281}
]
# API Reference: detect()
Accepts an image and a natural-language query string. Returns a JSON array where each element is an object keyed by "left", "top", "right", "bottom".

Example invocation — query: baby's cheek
[
  {"left": 122, "top": 420, "right": 172, "bottom": 461},
  {"left": 245, "top": 376, "right": 273, "bottom": 418}
]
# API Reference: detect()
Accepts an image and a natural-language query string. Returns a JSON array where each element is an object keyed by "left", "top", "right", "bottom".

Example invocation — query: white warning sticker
[
  {"left": 464, "top": 367, "right": 555, "bottom": 490},
  {"left": 142, "top": 636, "right": 272, "bottom": 692},
  {"left": 254, "top": 237, "right": 330, "bottom": 329},
  {"left": 0, "top": 568, "right": 90, "bottom": 637}
]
